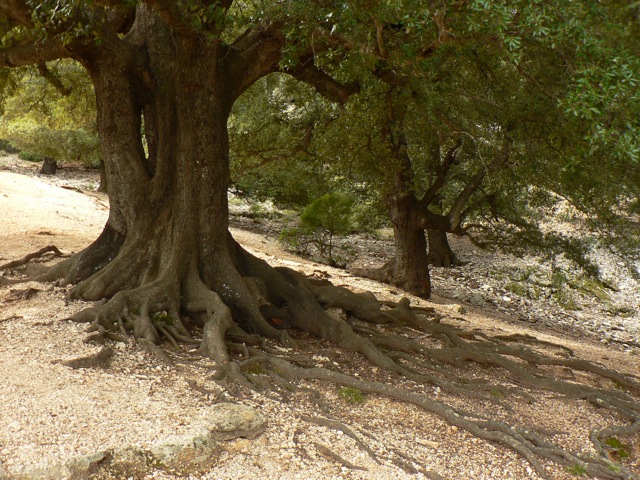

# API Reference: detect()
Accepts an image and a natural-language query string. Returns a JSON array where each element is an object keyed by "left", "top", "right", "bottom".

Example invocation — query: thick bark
[
  {"left": 38, "top": 6, "right": 276, "bottom": 345},
  {"left": 37, "top": 5, "right": 393, "bottom": 359},
  {"left": 353, "top": 92, "right": 432, "bottom": 297},
  {"left": 97, "top": 160, "right": 108, "bottom": 193},
  {"left": 385, "top": 198, "right": 431, "bottom": 297},
  {"left": 427, "top": 229, "right": 462, "bottom": 267}
]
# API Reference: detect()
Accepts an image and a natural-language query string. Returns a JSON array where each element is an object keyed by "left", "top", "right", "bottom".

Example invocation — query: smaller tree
[{"left": 280, "top": 192, "right": 355, "bottom": 267}]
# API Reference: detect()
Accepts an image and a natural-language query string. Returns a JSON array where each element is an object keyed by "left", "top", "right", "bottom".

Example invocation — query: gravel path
[{"left": 1, "top": 152, "right": 639, "bottom": 480}]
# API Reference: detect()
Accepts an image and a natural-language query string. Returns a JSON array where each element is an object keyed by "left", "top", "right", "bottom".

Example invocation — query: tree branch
[
  {"left": 224, "top": 20, "right": 287, "bottom": 101},
  {"left": 447, "top": 168, "right": 486, "bottom": 230},
  {"left": 0, "top": 39, "right": 72, "bottom": 68},
  {"left": 0, "top": 0, "right": 32, "bottom": 27},
  {"left": 285, "top": 58, "right": 359, "bottom": 105},
  {"left": 37, "top": 62, "right": 72, "bottom": 96},
  {"left": 419, "top": 139, "right": 462, "bottom": 210},
  {"left": 225, "top": 20, "right": 359, "bottom": 105},
  {"left": 447, "top": 134, "right": 512, "bottom": 230}
]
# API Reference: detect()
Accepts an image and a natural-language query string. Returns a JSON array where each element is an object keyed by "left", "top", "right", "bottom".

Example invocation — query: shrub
[
  {"left": 6, "top": 123, "right": 100, "bottom": 167},
  {"left": 279, "top": 192, "right": 356, "bottom": 267}
]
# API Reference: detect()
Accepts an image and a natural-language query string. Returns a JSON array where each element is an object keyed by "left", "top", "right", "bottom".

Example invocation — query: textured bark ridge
[
  {"left": 2, "top": 6, "right": 639, "bottom": 479},
  {"left": 351, "top": 199, "right": 432, "bottom": 298},
  {"left": 427, "top": 229, "right": 462, "bottom": 267}
]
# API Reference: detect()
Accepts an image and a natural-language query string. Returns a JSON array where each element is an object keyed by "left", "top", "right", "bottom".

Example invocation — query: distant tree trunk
[
  {"left": 427, "top": 229, "right": 461, "bottom": 267},
  {"left": 387, "top": 198, "right": 431, "bottom": 296},
  {"left": 352, "top": 197, "right": 430, "bottom": 298},
  {"left": 39, "top": 157, "right": 57, "bottom": 175},
  {"left": 351, "top": 92, "right": 431, "bottom": 297}
]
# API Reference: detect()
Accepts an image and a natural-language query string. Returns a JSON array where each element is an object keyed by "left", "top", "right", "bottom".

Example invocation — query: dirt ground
[{"left": 1, "top": 158, "right": 639, "bottom": 480}]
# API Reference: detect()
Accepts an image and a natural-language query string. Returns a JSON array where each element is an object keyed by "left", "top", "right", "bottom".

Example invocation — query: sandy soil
[{"left": 0, "top": 159, "right": 639, "bottom": 480}]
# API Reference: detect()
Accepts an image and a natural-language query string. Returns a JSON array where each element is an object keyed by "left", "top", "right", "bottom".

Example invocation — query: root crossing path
[{"left": 1, "top": 168, "right": 639, "bottom": 479}]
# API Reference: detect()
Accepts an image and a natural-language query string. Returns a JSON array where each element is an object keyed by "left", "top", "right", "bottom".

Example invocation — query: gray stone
[
  {"left": 3, "top": 404, "right": 266, "bottom": 479},
  {"left": 469, "top": 292, "right": 484, "bottom": 306},
  {"left": 204, "top": 403, "right": 267, "bottom": 441},
  {"left": 148, "top": 431, "right": 218, "bottom": 469},
  {"left": 67, "top": 450, "right": 111, "bottom": 478}
]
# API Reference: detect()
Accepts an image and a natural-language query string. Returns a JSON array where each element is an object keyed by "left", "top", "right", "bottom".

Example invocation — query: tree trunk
[
  {"left": 39, "top": 7, "right": 272, "bottom": 350},
  {"left": 427, "top": 229, "right": 462, "bottom": 267},
  {"left": 353, "top": 194, "right": 431, "bottom": 298},
  {"left": 353, "top": 92, "right": 431, "bottom": 297},
  {"left": 387, "top": 199, "right": 431, "bottom": 297},
  {"left": 96, "top": 159, "right": 107, "bottom": 193},
  {"left": 39, "top": 6, "right": 390, "bottom": 365},
  {"left": 39, "top": 157, "right": 57, "bottom": 175}
]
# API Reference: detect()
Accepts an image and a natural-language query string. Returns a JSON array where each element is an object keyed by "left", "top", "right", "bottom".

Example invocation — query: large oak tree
[{"left": 2, "top": 2, "right": 640, "bottom": 478}]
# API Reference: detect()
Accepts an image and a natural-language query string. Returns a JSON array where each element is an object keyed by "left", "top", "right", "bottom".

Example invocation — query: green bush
[
  {"left": 300, "top": 192, "right": 355, "bottom": 235},
  {"left": 350, "top": 200, "right": 388, "bottom": 233},
  {"left": 0, "top": 139, "right": 19, "bottom": 153},
  {"left": 7, "top": 123, "right": 100, "bottom": 167},
  {"left": 338, "top": 387, "right": 365, "bottom": 404},
  {"left": 279, "top": 192, "right": 356, "bottom": 267},
  {"left": 18, "top": 151, "right": 45, "bottom": 162}
]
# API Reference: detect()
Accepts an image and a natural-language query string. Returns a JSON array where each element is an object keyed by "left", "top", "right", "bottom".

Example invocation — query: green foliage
[
  {"left": 279, "top": 192, "right": 356, "bottom": 267},
  {"left": 8, "top": 123, "right": 100, "bottom": 166},
  {"left": 566, "top": 463, "right": 587, "bottom": 477},
  {"left": 604, "top": 437, "right": 632, "bottom": 461},
  {"left": 569, "top": 277, "right": 612, "bottom": 303},
  {"left": 150, "top": 311, "right": 174, "bottom": 326},
  {"left": 244, "top": 364, "right": 266, "bottom": 375},
  {"left": 18, "top": 151, "right": 44, "bottom": 163},
  {"left": 0, "top": 61, "right": 99, "bottom": 166},
  {"left": 0, "top": 139, "right": 18, "bottom": 153},
  {"left": 505, "top": 282, "right": 527, "bottom": 297},
  {"left": 0, "top": 0, "right": 637, "bottom": 288},
  {"left": 490, "top": 388, "right": 505, "bottom": 399},
  {"left": 350, "top": 200, "right": 388, "bottom": 234},
  {"left": 300, "top": 192, "right": 354, "bottom": 235},
  {"left": 338, "top": 387, "right": 365, "bottom": 404}
]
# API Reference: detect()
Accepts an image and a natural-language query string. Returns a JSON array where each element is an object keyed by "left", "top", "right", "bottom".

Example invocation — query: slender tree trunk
[{"left": 427, "top": 229, "right": 461, "bottom": 267}]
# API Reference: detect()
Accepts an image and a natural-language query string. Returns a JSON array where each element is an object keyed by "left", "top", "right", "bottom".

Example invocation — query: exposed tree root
[
  {"left": 351, "top": 259, "right": 430, "bottom": 298},
  {"left": 314, "top": 442, "right": 368, "bottom": 471},
  {"left": 247, "top": 353, "right": 638, "bottom": 480},
  {"left": 54, "top": 346, "right": 114, "bottom": 369},
  {"left": 0, "top": 245, "right": 63, "bottom": 271},
  {"left": 301, "top": 415, "right": 379, "bottom": 463},
  {"left": 7, "top": 234, "right": 640, "bottom": 479}
]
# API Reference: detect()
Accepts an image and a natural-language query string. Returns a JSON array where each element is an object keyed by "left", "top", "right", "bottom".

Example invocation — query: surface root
[
  {"left": 0, "top": 245, "right": 63, "bottom": 270},
  {"left": 37, "top": 239, "right": 640, "bottom": 479}
]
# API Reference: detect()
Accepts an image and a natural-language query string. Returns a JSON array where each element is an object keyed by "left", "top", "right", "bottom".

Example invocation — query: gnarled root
[{"left": 36, "top": 234, "right": 640, "bottom": 479}]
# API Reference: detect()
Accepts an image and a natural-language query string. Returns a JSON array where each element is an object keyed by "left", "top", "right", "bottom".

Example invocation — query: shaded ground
[{"left": 1, "top": 154, "right": 639, "bottom": 479}]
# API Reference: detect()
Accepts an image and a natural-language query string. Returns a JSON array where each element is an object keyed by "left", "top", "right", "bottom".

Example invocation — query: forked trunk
[
  {"left": 427, "top": 229, "right": 461, "bottom": 267},
  {"left": 43, "top": 6, "right": 286, "bottom": 346},
  {"left": 351, "top": 92, "right": 431, "bottom": 297},
  {"left": 41, "top": 6, "right": 391, "bottom": 360}
]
